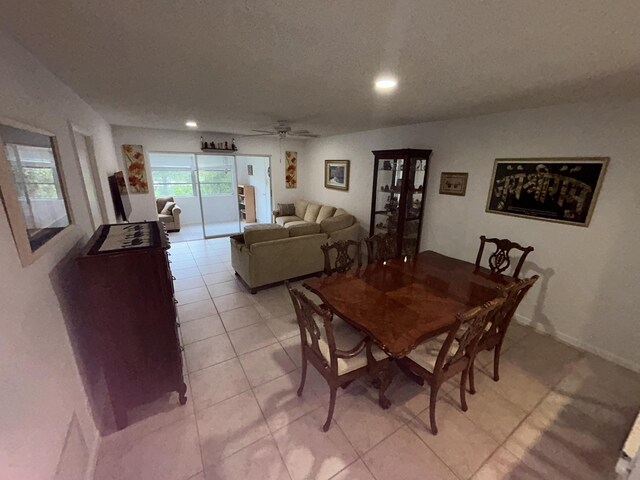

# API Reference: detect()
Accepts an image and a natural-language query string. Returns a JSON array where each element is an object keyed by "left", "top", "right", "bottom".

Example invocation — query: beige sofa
[
  {"left": 230, "top": 200, "right": 359, "bottom": 292},
  {"left": 156, "top": 196, "right": 182, "bottom": 232}
]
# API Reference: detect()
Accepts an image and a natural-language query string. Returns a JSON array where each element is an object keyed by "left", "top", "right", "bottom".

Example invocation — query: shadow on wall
[
  {"left": 519, "top": 261, "right": 556, "bottom": 337},
  {"left": 49, "top": 240, "right": 111, "bottom": 434}
]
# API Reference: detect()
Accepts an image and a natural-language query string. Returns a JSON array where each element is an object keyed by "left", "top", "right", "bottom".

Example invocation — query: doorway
[
  {"left": 148, "top": 152, "right": 272, "bottom": 242},
  {"left": 70, "top": 126, "right": 105, "bottom": 230}
]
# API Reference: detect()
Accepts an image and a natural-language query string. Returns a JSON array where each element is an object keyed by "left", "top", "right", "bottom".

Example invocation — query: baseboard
[
  {"left": 85, "top": 433, "right": 101, "bottom": 480},
  {"left": 514, "top": 313, "right": 640, "bottom": 374}
]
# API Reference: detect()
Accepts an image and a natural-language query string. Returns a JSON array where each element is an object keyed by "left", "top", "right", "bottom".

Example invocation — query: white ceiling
[{"left": 2, "top": 1, "right": 640, "bottom": 136}]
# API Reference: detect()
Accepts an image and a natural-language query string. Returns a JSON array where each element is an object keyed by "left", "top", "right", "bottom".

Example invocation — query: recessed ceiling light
[
  {"left": 185, "top": 120, "right": 198, "bottom": 128},
  {"left": 375, "top": 77, "right": 398, "bottom": 92}
]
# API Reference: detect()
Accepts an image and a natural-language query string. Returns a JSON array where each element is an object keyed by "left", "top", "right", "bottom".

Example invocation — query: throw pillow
[
  {"left": 294, "top": 200, "right": 309, "bottom": 219},
  {"left": 278, "top": 203, "right": 295, "bottom": 216},
  {"left": 316, "top": 205, "right": 336, "bottom": 223},
  {"left": 303, "top": 203, "right": 322, "bottom": 223},
  {"left": 160, "top": 201, "right": 176, "bottom": 215}
]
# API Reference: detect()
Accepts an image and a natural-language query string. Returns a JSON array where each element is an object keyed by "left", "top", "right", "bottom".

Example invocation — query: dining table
[{"left": 303, "top": 250, "right": 510, "bottom": 407}]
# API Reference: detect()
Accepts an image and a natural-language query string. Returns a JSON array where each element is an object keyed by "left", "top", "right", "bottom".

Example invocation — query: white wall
[
  {"left": 110, "top": 126, "right": 308, "bottom": 224},
  {"left": 303, "top": 99, "right": 640, "bottom": 372},
  {"left": 0, "top": 31, "right": 120, "bottom": 480}
]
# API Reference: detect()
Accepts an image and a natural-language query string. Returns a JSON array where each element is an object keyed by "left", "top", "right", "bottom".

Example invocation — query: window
[
  {"left": 149, "top": 153, "right": 234, "bottom": 197},
  {"left": 198, "top": 169, "right": 233, "bottom": 195}
]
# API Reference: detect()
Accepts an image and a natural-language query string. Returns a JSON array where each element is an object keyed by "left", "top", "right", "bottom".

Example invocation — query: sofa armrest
[
  {"left": 272, "top": 209, "right": 280, "bottom": 222},
  {"left": 172, "top": 205, "right": 181, "bottom": 230},
  {"left": 327, "top": 221, "right": 360, "bottom": 243}
]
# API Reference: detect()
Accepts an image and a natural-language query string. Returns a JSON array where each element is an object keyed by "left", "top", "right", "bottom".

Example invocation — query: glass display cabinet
[{"left": 369, "top": 149, "right": 432, "bottom": 256}]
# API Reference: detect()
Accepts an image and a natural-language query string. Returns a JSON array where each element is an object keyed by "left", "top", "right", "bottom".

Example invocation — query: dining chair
[
  {"left": 321, "top": 239, "right": 362, "bottom": 275},
  {"left": 468, "top": 275, "right": 539, "bottom": 393},
  {"left": 285, "top": 281, "right": 389, "bottom": 431},
  {"left": 474, "top": 235, "right": 534, "bottom": 279},
  {"left": 399, "top": 297, "right": 505, "bottom": 435},
  {"left": 365, "top": 232, "right": 399, "bottom": 264}
]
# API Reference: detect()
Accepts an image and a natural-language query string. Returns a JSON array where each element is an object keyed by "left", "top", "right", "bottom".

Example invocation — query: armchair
[{"left": 156, "top": 196, "right": 181, "bottom": 232}]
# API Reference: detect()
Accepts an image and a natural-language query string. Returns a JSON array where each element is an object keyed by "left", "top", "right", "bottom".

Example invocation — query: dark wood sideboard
[{"left": 76, "top": 221, "right": 187, "bottom": 430}]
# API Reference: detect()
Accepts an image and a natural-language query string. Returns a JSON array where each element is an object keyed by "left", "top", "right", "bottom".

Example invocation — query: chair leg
[
  {"left": 429, "top": 384, "right": 440, "bottom": 435},
  {"left": 493, "top": 345, "right": 502, "bottom": 382},
  {"left": 297, "top": 356, "right": 307, "bottom": 397},
  {"left": 323, "top": 386, "right": 337, "bottom": 432},
  {"left": 460, "top": 370, "right": 469, "bottom": 412},
  {"left": 469, "top": 358, "right": 477, "bottom": 395}
]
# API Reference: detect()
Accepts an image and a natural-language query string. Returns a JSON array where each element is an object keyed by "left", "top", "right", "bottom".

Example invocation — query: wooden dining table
[{"left": 303, "top": 250, "right": 510, "bottom": 407}]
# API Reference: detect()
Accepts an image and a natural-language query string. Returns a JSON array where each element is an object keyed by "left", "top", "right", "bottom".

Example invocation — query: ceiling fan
[{"left": 241, "top": 121, "right": 320, "bottom": 138}]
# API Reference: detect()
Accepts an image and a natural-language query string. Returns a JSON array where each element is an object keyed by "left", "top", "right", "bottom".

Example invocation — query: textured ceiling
[{"left": 2, "top": 0, "right": 640, "bottom": 136}]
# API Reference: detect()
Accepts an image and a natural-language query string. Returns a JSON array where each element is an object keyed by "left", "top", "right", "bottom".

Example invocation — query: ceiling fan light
[{"left": 374, "top": 77, "right": 398, "bottom": 92}]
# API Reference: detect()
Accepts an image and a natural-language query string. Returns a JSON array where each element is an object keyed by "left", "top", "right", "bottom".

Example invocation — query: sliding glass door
[
  {"left": 196, "top": 154, "right": 241, "bottom": 237},
  {"left": 149, "top": 152, "right": 271, "bottom": 241}
]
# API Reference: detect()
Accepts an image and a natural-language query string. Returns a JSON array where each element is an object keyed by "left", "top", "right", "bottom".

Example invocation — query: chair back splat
[
  {"left": 475, "top": 235, "right": 534, "bottom": 279},
  {"left": 321, "top": 240, "right": 362, "bottom": 275},
  {"left": 365, "top": 232, "right": 399, "bottom": 264}
]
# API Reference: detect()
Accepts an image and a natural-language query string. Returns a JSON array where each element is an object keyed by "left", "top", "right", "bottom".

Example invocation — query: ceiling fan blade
[
  {"left": 236, "top": 132, "right": 274, "bottom": 138},
  {"left": 291, "top": 133, "right": 320, "bottom": 138},
  {"left": 252, "top": 129, "right": 276, "bottom": 134}
]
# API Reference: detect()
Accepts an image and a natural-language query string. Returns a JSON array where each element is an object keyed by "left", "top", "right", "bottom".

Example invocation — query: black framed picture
[{"left": 486, "top": 157, "right": 608, "bottom": 227}]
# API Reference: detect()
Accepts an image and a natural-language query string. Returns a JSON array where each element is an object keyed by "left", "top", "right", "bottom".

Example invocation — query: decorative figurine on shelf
[
  {"left": 383, "top": 160, "right": 392, "bottom": 170},
  {"left": 224, "top": 141, "right": 229, "bottom": 150},
  {"left": 200, "top": 136, "right": 205, "bottom": 149},
  {"left": 232, "top": 138, "right": 237, "bottom": 151}
]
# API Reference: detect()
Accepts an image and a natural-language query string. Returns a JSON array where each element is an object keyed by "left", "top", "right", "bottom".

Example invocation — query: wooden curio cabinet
[{"left": 369, "top": 149, "right": 432, "bottom": 256}]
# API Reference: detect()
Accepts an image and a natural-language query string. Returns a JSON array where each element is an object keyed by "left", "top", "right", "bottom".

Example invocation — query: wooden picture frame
[
  {"left": 439, "top": 172, "right": 468, "bottom": 196},
  {"left": 325, "top": 160, "right": 350, "bottom": 191},
  {"left": 486, "top": 157, "right": 609, "bottom": 227}
]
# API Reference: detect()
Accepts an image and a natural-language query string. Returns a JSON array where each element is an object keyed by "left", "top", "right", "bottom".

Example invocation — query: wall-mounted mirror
[{"left": 0, "top": 120, "right": 72, "bottom": 266}]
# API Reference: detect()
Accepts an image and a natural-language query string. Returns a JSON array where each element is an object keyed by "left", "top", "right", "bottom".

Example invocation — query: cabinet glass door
[
  {"left": 373, "top": 158, "right": 404, "bottom": 235},
  {"left": 401, "top": 157, "right": 428, "bottom": 255}
]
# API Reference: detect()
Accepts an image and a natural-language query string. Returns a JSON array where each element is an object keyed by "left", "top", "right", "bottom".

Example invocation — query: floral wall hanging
[
  {"left": 122, "top": 144, "right": 149, "bottom": 193},
  {"left": 285, "top": 151, "right": 297, "bottom": 188}
]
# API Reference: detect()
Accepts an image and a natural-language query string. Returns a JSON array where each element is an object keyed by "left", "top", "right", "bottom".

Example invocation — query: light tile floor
[{"left": 94, "top": 237, "right": 640, "bottom": 480}]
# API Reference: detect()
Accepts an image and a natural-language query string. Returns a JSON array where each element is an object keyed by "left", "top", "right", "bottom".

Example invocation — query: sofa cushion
[
  {"left": 278, "top": 203, "right": 295, "bottom": 216},
  {"left": 156, "top": 196, "right": 174, "bottom": 213},
  {"left": 304, "top": 203, "right": 322, "bottom": 223},
  {"left": 244, "top": 224, "right": 289, "bottom": 246},
  {"left": 294, "top": 200, "right": 309, "bottom": 219},
  {"left": 275, "top": 215, "right": 301, "bottom": 226},
  {"left": 160, "top": 201, "right": 176, "bottom": 215},
  {"left": 320, "top": 213, "right": 355, "bottom": 234},
  {"left": 287, "top": 222, "right": 322, "bottom": 237},
  {"left": 334, "top": 208, "right": 347, "bottom": 217},
  {"left": 283, "top": 220, "right": 309, "bottom": 228},
  {"left": 158, "top": 213, "right": 173, "bottom": 221},
  {"left": 316, "top": 205, "right": 336, "bottom": 223}
]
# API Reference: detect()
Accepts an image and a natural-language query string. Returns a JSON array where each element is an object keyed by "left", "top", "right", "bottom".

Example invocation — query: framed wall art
[
  {"left": 486, "top": 157, "right": 608, "bottom": 227},
  {"left": 122, "top": 144, "right": 149, "bottom": 193},
  {"left": 0, "top": 119, "right": 73, "bottom": 266},
  {"left": 439, "top": 172, "right": 468, "bottom": 196},
  {"left": 325, "top": 160, "right": 350, "bottom": 191},
  {"left": 285, "top": 151, "right": 297, "bottom": 188}
]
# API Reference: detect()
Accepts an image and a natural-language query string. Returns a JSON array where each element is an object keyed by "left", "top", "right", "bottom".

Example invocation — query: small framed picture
[
  {"left": 439, "top": 172, "right": 468, "bottom": 196},
  {"left": 325, "top": 160, "right": 350, "bottom": 191},
  {"left": 247, "top": 164, "right": 253, "bottom": 176}
]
